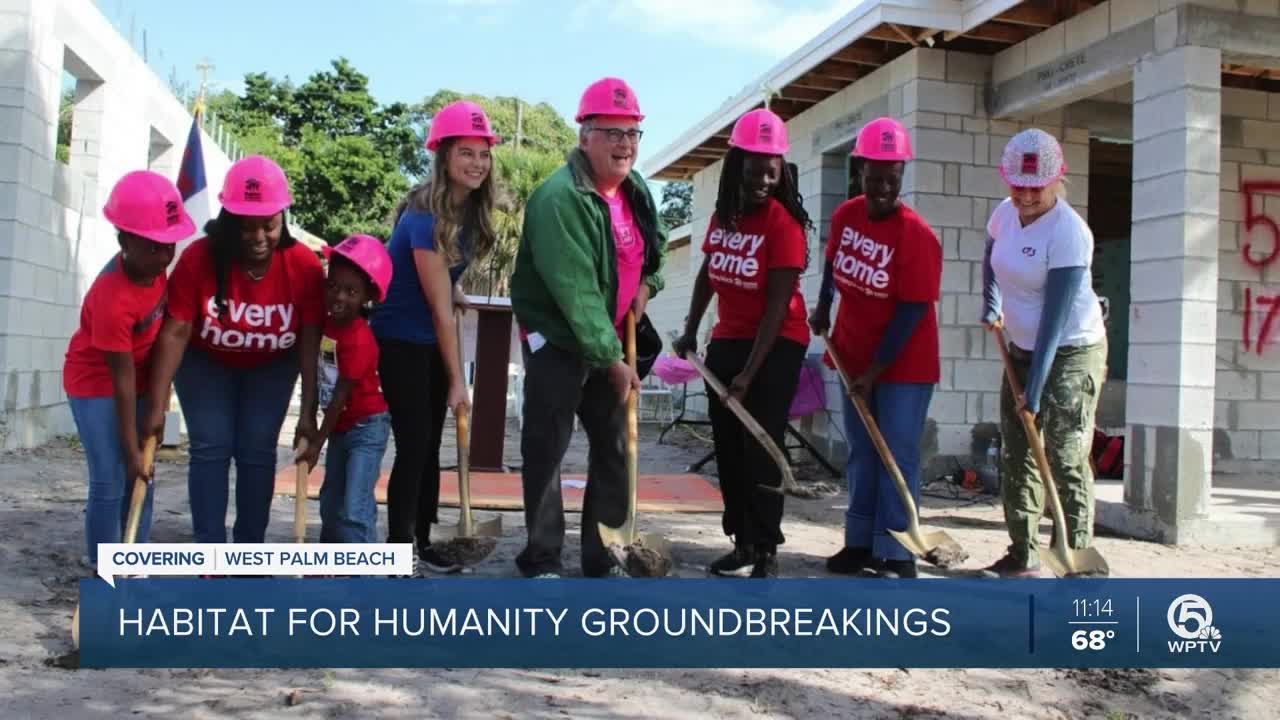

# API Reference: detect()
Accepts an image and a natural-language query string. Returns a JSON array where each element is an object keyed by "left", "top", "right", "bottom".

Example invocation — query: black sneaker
[
  {"left": 709, "top": 545, "right": 756, "bottom": 577},
  {"left": 979, "top": 553, "right": 1041, "bottom": 578},
  {"left": 826, "top": 546, "right": 874, "bottom": 575},
  {"left": 750, "top": 552, "right": 778, "bottom": 578},
  {"left": 417, "top": 546, "right": 462, "bottom": 575},
  {"left": 877, "top": 559, "right": 917, "bottom": 579}
]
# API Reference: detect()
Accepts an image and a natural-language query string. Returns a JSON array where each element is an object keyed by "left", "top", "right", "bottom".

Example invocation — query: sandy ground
[{"left": 0, "top": 418, "right": 1277, "bottom": 719}]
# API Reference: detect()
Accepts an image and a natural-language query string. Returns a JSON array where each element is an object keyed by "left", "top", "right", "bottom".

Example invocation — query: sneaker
[
  {"left": 606, "top": 565, "right": 629, "bottom": 578},
  {"left": 532, "top": 571, "right": 561, "bottom": 579},
  {"left": 750, "top": 552, "right": 778, "bottom": 579},
  {"left": 709, "top": 545, "right": 756, "bottom": 578},
  {"left": 826, "top": 546, "right": 875, "bottom": 575},
  {"left": 980, "top": 553, "right": 1041, "bottom": 578},
  {"left": 877, "top": 559, "right": 917, "bottom": 579},
  {"left": 417, "top": 546, "right": 462, "bottom": 575}
]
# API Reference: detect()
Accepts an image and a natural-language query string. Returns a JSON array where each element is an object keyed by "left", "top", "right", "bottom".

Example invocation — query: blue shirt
[{"left": 370, "top": 209, "right": 469, "bottom": 345}]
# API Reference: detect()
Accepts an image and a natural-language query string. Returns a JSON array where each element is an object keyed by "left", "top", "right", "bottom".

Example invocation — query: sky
[{"left": 96, "top": 0, "right": 864, "bottom": 175}]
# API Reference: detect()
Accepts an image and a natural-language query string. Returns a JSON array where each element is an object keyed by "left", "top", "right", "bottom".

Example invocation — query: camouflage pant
[{"left": 1000, "top": 340, "right": 1107, "bottom": 566}]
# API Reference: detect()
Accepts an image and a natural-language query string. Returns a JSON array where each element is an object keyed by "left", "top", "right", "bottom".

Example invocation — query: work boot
[
  {"left": 417, "top": 545, "right": 462, "bottom": 575},
  {"left": 877, "top": 559, "right": 917, "bottom": 579},
  {"left": 980, "top": 552, "right": 1041, "bottom": 578},
  {"left": 709, "top": 545, "right": 756, "bottom": 578},
  {"left": 826, "top": 546, "right": 875, "bottom": 575},
  {"left": 750, "top": 551, "right": 778, "bottom": 579}
]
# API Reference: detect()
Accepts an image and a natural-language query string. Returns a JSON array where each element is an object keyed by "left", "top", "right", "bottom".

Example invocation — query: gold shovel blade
[
  {"left": 1039, "top": 544, "right": 1108, "bottom": 578},
  {"left": 471, "top": 514, "right": 503, "bottom": 538},
  {"left": 597, "top": 520, "right": 635, "bottom": 551}
]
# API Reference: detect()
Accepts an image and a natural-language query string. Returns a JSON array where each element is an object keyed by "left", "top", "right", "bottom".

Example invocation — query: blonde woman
[
  {"left": 980, "top": 129, "right": 1107, "bottom": 578},
  {"left": 370, "top": 101, "right": 500, "bottom": 574}
]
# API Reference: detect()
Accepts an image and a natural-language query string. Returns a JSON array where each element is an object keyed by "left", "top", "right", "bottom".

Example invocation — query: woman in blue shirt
[{"left": 370, "top": 101, "right": 500, "bottom": 574}]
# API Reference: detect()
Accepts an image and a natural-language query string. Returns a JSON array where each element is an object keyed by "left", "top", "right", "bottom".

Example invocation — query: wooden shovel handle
[
  {"left": 454, "top": 309, "right": 474, "bottom": 533},
  {"left": 123, "top": 436, "right": 158, "bottom": 545},
  {"left": 293, "top": 437, "right": 310, "bottom": 544}
]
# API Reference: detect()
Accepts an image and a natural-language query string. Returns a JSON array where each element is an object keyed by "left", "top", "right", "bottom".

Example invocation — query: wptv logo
[{"left": 1166, "top": 593, "right": 1223, "bottom": 654}]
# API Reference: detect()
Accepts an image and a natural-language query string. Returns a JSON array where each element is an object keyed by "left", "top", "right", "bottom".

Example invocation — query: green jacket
[{"left": 510, "top": 149, "right": 667, "bottom": 369}]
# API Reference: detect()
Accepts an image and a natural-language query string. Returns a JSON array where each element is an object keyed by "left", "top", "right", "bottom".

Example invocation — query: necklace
[{"left": 245, "top": 267, "right": 267, "bottom": 281}]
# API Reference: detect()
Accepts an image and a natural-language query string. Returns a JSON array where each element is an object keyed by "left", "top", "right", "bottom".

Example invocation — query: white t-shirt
[{"left": 987, "top": 197, "right": 1105, "bottom": 351}]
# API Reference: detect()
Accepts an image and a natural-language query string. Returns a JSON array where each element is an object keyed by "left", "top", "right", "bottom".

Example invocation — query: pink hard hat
[
  {"left": 426, "top": 100, "right": 500, "bottom": 152},
  {"left": 1000, "top": 128, "right": 1067, "bottom": 188},
  {"left": 853, "top": 117, "right": 913, "bottom": 162},
  {"left": 324, "top": 233, "right": 392, "bottom": 302},
  {"left": 729, "top": 108, "right": 789, "bottom": 156},
  {"left": 575, "top": 77, "right": 644, "bottom": 123},
  {"left": 103, "top": 170, "right": 196, "bottom": 244},
  {"left": 218, "top": 155, "right": 293, "bottom": 217}
]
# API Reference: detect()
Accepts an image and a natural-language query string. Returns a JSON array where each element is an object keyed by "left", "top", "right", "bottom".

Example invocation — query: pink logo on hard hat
[
  {"left": 1020, "top": 153, "right": 1039, "bottom": 176},
  {"left": 470, "top": 112, "right": 485, "bottom": 131},
  {"left": 165, "top": 200, "right": 180, "bottom": 226},
  {"left": 880, "top": 130, "right": 895, "bottom": 150},
  {"left": 612, "top": 87, "right": 628, "bottom": 108},
  {"left": 244, "top": 178, "right": 262, "bottom": 202},
  {"left": 758, "top": 122, "right": 773, "bottom": 142}
]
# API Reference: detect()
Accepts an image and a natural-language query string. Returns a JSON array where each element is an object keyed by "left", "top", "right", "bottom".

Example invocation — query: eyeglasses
[{"left": 589, "top": 127, "right": 643, "bottom": 145}]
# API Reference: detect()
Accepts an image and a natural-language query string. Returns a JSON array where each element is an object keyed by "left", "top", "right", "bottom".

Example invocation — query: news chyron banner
[{"left": 79, "top": 556, "right": 1277, "bottom": 669}]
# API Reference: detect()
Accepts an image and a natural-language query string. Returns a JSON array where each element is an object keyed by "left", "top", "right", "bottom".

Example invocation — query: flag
[{"left": 171, "top": 108, "right": 212, "bottom": 269}]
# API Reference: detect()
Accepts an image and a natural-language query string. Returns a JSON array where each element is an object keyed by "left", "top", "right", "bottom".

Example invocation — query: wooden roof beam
[
  {"left": 994, "top": 4, "right": 1060, "bottom": 28},
  {"left": 867, "top": 24, "right": 916, "bottom": 43},
  {"left": 945, "top": 21, "right": 1034, "bottom": 44},
  {"left": 830, "top": 45, "right": 889, "bottom": 66}
]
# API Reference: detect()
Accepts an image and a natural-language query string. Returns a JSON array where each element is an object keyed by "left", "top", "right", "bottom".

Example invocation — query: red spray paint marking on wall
[{"left": 1240, "top": 182, "right": 1280, "bottom": 355}]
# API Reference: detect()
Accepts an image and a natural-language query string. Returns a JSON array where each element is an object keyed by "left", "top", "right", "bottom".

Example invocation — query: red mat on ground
[{"left": 274, "top": 467, "right": 722, "bottom": 514}]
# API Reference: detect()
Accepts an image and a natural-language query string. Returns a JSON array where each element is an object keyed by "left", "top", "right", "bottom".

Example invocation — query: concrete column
[{"left": 1123, "top": 45, "right": 1222, "bottom": 542}]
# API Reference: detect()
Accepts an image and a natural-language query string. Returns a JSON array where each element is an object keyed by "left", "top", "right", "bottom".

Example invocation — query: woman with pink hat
[
  {"left": 370, "top": 100, "right": 499, "bottom": 574},
  {"left": 142, "top": 155, "right": 326, "bottom": 544},
  {"left": 809, "top": 117, "right": 942, "bottom": 580},
  {"left": 672, "top": 108, "right": 813, "bottom": 579},
  {"left": 980, "top": 129, "right": 1107, "bottom": 578},
  {"left": 64, "top": 170, "right": 193, "bottom": 564}
]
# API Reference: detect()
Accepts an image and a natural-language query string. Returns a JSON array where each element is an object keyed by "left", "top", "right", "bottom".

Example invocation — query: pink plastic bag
[{"left": 651, "top": 355, "right": 702, "bottom": 385}]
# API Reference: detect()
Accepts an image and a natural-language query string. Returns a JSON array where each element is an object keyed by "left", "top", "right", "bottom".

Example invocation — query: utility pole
[
  {"left": 194, "top": 58, "right": 215, "bottom": 126},
  {"left": 514, "top": 98, "right": 523, "bottom": 150}
]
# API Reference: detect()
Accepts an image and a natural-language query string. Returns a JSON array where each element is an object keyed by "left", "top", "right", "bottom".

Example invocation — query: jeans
[
  {"left": 704, "top": 337, "right": 805, "bottom": 550},
  {"left": 319, "top": 412, "right": 391, "bottom": 543},
  {"left": 1000, "top": 340, "right": 1107, "bottom": 565},
  {"left": 376, "top": 338, "right": 449, "bottom": 552},
  {"left": 842, "top": 382, "right": 935, "bottom": 561},
  {"left": 515, "top": 341, "right": 628, "bottom": 577},
  {"left": 69, "top": 395, "right": 153, "bottom": 565},
  {"left": 174, "top": 347, "right": 299, "bottom": 543}
]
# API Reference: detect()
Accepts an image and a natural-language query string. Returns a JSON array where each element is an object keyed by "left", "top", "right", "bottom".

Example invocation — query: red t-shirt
[
  {"left": 825, "top": 197, "right": 941, "bottom": 383},
  {"left": 166, "top": 237, "right": 324, "bottom": 369},
  {"left": 63, "top": 256, "right": 167, "bottom": 398},
  {"left": 702, "top": 198, "right": 810, "bottom": 346},
  {"left": 319, "top": 317, "right": 387, "bottom": 432}
]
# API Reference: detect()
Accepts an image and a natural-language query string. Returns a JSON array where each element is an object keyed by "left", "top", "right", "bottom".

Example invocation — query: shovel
[
  {"left": 819, "top": 332, "right": 968, "bottom": 568},
  {"left": 73, "top": 435, "right": 157, "bottom": 649},
  {"left": 681, "top": 353, "right": 803, "bottom": 496},
  {"left": 598, "top": 311, "right": 672, "bottom": 577},
  {"left": 293, "top": 437, "right": 311, "bottom": 544},
  {"left": 430, "top": 310, "right": 502, "bottom": 568},
  {"left": 991, "top": 326, "right": 1109, "bottom": 578}
]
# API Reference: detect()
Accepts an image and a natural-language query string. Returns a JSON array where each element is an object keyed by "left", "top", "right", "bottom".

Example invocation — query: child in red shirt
[
  {"left": 297, "top": 235, "right": 392, "bottom": 543},
  {"left": 63, "top": 170, "right": 194, "bottom": 565}
]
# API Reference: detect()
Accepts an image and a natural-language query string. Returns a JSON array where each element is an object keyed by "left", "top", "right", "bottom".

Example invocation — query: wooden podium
[{"left": 465, "top": 295, "right": 516, "bottom": 472}]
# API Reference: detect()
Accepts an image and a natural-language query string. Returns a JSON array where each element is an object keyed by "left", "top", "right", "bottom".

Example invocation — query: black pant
[
  {"left": 705, "top": 337, "right": 805, "bottom": 551},
  {"left": 377, "top": 337, "right": 449, "bottom": 552},
  {"left": 515, "top": 342, "right": 628, "bottom": 577}
]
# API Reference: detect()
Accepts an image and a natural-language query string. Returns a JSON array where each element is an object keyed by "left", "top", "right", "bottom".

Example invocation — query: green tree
[
  {"left": 659, "top": 181, "right": 692, "bottom": 228},
  {"left": 56, "top": 88, "right": 73, "bottom": 164}
]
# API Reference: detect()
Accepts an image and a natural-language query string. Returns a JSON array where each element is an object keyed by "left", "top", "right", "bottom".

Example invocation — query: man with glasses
[{"left": 510, "top": 76, "right": 668, "bottom": 578}]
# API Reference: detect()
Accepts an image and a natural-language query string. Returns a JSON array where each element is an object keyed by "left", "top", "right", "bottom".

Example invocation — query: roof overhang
[{"left": 645, "top": 1, "right": 1118, "bottom": 180}]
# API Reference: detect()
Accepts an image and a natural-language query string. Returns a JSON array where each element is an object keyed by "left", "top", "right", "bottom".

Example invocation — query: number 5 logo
[
  {"left": 1242, "top": 181, "right": 1280, "bottom": 270},
  {"left": 1167, "top": 594, "right": 1213, "bottom": 640}
]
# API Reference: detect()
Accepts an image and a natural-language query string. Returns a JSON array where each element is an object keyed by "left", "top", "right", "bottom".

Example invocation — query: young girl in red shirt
[
  {"left": 673, "top": 108, "right": 813, "bottom": 579},
  {"left": 296, "top": 234, "right": 392, "bottom": 542},
  {"left": 64, "top": 170, "right": 194, "bottom": 565}
]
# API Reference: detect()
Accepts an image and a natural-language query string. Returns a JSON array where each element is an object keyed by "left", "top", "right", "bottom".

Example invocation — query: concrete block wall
[
  {"left": 1215, "top": 87, "right": 1280, "bottom": 462},
  {"left": 0, "top": 0, "right": 234, "bottom": 450}
]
